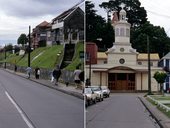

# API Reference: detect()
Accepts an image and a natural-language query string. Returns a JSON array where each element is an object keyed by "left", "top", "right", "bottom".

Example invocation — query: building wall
[
  {"left": 90, "top": 69, "right": 159, "bottom": 92},
  {"left": 108, "top": 53, "right": 137, "bottom": 65},
  {"left": 86, "top": 43, "right": 98, "bottom": 64}
]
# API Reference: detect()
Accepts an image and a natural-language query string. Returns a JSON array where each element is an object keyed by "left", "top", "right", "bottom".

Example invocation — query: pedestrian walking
[
  {"left": 74, "top": 66, "right": 82, "bottom": 88},
  {"left": 26, "top": 67, "right": 32, "bottom": 78},
  {"left": 14, "top": 65, "right": 17, "bottom": 72},
  {"left": 52, "top": 65, "right": 61, "bottom": 85},
  {"left": 35, "top": 67, "right": 40, "bottom": 79}
]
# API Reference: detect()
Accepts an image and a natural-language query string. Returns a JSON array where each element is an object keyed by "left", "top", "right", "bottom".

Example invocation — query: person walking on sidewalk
[
  {"left": 52, "top": 65, "right": 61, "bottom": 85},
  {"left": 74, "top": 66, "right": 82, "bottom": 89},
  {"left": 26, "top": 67, "right": 32, "bottom": 78},
  {"left": 35, "top": 67, "right": 40, "bottom": 79}
]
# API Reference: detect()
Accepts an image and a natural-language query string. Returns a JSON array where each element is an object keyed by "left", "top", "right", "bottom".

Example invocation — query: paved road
[
  {"left": 0, "top": 69, "right": 84, "bottom": 128},
  {"left": 86, "top": 93, "right": 160, "bottom": 128}
]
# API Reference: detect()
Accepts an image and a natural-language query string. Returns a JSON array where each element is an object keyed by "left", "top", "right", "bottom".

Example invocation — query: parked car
[
  {"left": 101, "top": 86, "right": 110, "bottom": 98},
  {"left": 84, "top": 87, "right": 97, "bottom": 106},
  {"left": 90, "top": 86, "right": 104, "bottom": 102}
]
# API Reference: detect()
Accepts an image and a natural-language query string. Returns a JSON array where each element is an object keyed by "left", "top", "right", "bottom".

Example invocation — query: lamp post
[
  {"left": 147, "top": 35, "right": 151, "bottom": 95},
  {"left": 4, "top": 45, "right": 6, "bottom": 69},
  {"left": 28, "top": 26, "right": 31, "bottom": 67}
]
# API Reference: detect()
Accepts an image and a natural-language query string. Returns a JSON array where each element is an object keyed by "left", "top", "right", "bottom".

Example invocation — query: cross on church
[{"left": 120, "top": 3, "right": 125, "bottom": 9}]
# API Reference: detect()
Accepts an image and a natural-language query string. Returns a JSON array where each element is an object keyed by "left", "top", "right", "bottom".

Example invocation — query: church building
[{"left": 86, "top": 7, "right": 162, "bottom": 92}]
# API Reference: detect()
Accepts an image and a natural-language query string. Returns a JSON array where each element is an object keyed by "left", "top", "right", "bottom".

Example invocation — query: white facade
[{"left": 87, "top": 7, "right": 162, "bottom": 92}]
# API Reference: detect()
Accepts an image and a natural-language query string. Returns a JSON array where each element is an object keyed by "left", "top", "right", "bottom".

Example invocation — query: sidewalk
[
  {"left": 5, "top": 69, "right": 83, "bottom": 100},
  {"left": 139, "top": 96, "right": 170, "bottom": 128}
]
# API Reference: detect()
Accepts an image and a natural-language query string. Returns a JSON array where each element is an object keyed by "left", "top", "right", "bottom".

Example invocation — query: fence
[{"left": 0, "top": 63, "right": 75, "bottom": 85}]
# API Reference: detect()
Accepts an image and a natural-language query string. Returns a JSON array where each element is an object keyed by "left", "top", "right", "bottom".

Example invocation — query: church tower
[{"left": 107, "top": 4, "right": 138, "bottom": 65}]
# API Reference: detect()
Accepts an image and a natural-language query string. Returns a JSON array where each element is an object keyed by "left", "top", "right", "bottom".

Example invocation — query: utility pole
[
  {"left": 4, "top": 45, "right": 6, "bottom": 69},
  {"left": 28, "top": 26, "right": 31, "bottom": 67},
  {"left": 147, "top": 35, "right": 151, "bottom": 95}
]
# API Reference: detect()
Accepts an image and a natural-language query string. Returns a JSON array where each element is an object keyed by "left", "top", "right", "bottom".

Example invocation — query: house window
[
  {"left": 72, "top": 32, "right": 77, "bottom": 40},
  {"left": 150, "top": 62, "right": 153, "bottom": 66}
]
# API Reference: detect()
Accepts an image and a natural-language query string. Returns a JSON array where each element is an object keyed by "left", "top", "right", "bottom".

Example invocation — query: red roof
[{"left": 37, "top": 21, "right": 49, "bottom": 27}]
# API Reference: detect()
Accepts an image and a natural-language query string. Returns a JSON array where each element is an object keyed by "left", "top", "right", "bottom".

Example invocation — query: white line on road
[{"left": 5, "top": 91, "right": 35, "bottom": 128}]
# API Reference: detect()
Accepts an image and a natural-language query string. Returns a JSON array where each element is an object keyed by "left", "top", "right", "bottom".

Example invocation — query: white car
[
  {"left": 84, "top": 87, "right": 97, "bottom": 106},
  {"left": 90, "top": 86, "right": 104, "bottom": 102},
  {"left": 101, "top": 86, "right": 110, "bottom": 98}
]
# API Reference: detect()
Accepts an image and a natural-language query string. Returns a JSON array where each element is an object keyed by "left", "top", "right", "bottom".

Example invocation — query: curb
[
  {"left": 4, "top": 69, "right": 84, "bottom": 100},
  {"left": 138, "top": 96, "right": 166, "bottom": 128}
]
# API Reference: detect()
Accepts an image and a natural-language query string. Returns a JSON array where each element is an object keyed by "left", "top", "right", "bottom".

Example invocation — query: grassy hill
[
  {"left": 0, "top": 42, "right": 84, "bottom": 70},
  {"left": 5, "top": 45, "right": 64, "bottom": 69}
]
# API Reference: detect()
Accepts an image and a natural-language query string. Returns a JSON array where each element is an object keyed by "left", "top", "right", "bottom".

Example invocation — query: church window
[
  {"left": 126, "top": 28, "right": 130, "bottom": 37},
  {"left": 115, "top": 28, "right": 119, "bottom": 36},
  {"left": 120, "top": 28, "right": 125, "bottom": 36},
  {"left": 119, "top": 58, "right": 125, "bottom": 64},
  {"left": 120, "top": 48, "right": 125, "bottom": 52},
  {"left": 138, "top": 62, "right": 142, "bottom": 65}
]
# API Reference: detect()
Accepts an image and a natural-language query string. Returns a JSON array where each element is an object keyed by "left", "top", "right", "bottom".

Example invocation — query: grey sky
[{"left": 0, "top": 0, "right": 83, "bottom": 45}]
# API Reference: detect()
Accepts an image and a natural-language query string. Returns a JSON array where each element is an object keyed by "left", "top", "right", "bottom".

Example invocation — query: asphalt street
[
  {"left": 0, "top": 69, "right": 84, "bottom": 128},
  {"left": 86, "top": 93, "right": 160, "bottom": 128}
]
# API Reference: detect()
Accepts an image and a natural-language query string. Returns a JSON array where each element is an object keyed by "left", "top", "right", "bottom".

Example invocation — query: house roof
[
  {"left": 162, "top": 52, "right": 170, "bottom": 59},
  {"left": 97, "top": 52, "right": 107, "bottom": 59},
  {"left": 37, "top": 21, "right": 49, "bottom": 27},
  {"left": 52, "top": 6, "right": 80, "bottom": 23},
  {"left": 137, "top": 53, "right": 159, "bottom": 60}
]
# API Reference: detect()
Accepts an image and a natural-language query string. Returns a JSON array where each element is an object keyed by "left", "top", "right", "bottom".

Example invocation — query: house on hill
[
  {"left": 51, "top": 6, "right": 84, "bottom": 44},
  {"left": 86, "top": 7, "right": 162, "bottom": 92},
  {"left": 31, "top": 21, "right": 51, "bottom": 48}
]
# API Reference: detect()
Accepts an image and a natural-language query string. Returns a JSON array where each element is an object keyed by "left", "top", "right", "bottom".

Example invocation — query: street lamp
[
  {"left": 28, "top": 26, "right": 31, "bottom": 67},
  {"left": 147, "top": 35, "right": 151, "bottom": 95},
  {"left": 4, "top": 45, "right": 6, "bottom": 69}
]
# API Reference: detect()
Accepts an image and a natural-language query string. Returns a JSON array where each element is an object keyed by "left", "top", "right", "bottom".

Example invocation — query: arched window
[
  {"left": 126, "top": 28, "right": 130, "bottom": 37},
  {"left": 115, "top": 28, "right": 119, "bottom": 36},
  {"left": 120, "top": 28, "right": 125, "bottom": 36}
]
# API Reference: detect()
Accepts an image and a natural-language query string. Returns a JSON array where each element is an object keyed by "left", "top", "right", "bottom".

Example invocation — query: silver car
[
  {"left": 84, "top": 87, "right": 97, "bottom": 106},
  {"left": 101, "top": 86, "right": 110, "bottom": 98},
  {"left": 90, "top": 86, "right": 104, "bottom": 102}
]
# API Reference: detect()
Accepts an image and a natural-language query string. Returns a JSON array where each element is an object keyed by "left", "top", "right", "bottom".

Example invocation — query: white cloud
[{"left": 0, "top": 0, "right": 82, "bottom": 45}]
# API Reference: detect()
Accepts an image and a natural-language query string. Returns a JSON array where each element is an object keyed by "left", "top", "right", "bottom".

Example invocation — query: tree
[
  {"left": 153, "top": 71, "right": 167, "bottom": 95},
  {"left": 5, "top": 44, "right": 13, "bottom": 53},
  {"left": 99, "top": 0, "right": 147, "bottom": 27},
  {"left": 17, "top": 34, "right": 28, "bottom": 46},
  {"left": 131, "top": 22, "right": 170, "bottom": 58},
  {"left": 86, "top": 1, "right": 114, "bottom": 50}
]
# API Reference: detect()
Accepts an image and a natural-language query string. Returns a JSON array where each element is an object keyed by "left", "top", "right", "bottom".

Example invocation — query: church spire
[{"left": 119, "top": 3, "right": 127, "bottom": 22}]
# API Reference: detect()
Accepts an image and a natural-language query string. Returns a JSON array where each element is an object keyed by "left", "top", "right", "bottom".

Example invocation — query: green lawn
[
  {"left": 147, "top": 96, "right": 170, "bottom": 118},
  {"left": 150, "top": 96, "right": 170, "bottom": 100},
  {"left": 4, "top": 45, "right": 64, "bottom": 69}
]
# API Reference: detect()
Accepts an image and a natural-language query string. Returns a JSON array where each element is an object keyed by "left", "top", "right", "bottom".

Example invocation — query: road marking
[{"left": 5, "top": 91, "right": 35, "bottom": 128}]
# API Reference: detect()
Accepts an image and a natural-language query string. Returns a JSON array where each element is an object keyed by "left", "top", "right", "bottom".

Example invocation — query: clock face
[
  {"left": 120, "top": 48, "right": 125, "bottom": 52},
  {"left": 119, "top": 58, "right": 125, "bottom": 64}
]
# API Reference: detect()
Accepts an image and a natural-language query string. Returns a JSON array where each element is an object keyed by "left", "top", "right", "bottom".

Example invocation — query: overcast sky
[
  {"left": 93, "top": 0, "right": 170, "bottom": 36},
  {"left": 0, "top": 0, "right": 84, "bottom": 46},
  {"left": 1, "top": 0, "right": 170, "bottom": 46}
]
